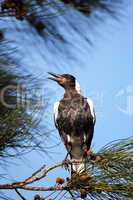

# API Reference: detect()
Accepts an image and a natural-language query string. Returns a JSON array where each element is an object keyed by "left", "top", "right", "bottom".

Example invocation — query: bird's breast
[{"left": 56, "top": 96, "right": 93, "bottom": 133}]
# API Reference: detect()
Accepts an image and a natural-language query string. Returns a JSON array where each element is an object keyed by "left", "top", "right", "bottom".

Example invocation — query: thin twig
[
  {"left": 15, "top": 188, "right": 27, "bottom": 200},
  {"left": 68, "top": 190, "right": 76, "bottom": 200}
]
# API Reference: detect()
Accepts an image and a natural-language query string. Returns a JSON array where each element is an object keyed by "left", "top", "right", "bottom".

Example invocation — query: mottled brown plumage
[
  {"left": 48, "top": 72, "right": 96, "bottom": 173},
  {"left": 57, "top": 90, "right": 94, "bottom": 159}
]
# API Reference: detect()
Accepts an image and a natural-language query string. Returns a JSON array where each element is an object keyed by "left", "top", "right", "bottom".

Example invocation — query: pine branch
[
  {"left": 0, "top": 0, "right": 128, "bottom": 42},
  {"left": 0, "top": 32, "right": 51, "bottom": 161},
  {"left": 0, "top": 137, "right": 132, "bottom": 199}
]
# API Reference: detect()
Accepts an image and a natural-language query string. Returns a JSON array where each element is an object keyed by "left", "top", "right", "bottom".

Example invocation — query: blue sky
[{"left": 1, "top": 3, "right": 133, "bottom": 199}]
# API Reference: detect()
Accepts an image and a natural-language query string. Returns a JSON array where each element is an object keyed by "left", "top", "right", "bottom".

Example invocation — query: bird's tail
[
  {"left": 71, "top": 159, "right": 86, "bottom": 174},
  {"left": 67, "top": 135, "right": 87, "bottom": 174}
]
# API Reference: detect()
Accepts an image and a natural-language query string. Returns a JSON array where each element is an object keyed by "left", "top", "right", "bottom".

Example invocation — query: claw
[
  {"left": 62, "top": 155, "right": 70, "bottom": 172},
  {"left": 63, "top": 159, "right": 70, "bottom": 171}
]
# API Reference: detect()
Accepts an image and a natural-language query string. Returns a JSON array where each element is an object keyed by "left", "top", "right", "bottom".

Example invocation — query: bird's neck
[
  {"left": 64, "top": 87, "right": 78, "bottom": 98},
  {"left": 65, "top": 86, "right": 77, "bottom": 92}
]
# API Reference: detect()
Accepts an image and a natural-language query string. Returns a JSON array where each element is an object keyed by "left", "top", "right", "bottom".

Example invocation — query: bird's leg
[
  {"left": 62, "top": 135, "right": 73, "bottom": 172},
  {"left": 82, "top": 134, "right": 88, "bottom": 158},
  {"left": 63, "top": 148, "right": 72, "bottom": 172},
  {"left": 82, "top": 135, "right": 93, "bottom": 171},
  {"left": 80, "top": 135, "right": 88, "bottom": 172},
  {"left": 82, "top": 134, "right": 93, "bottom": 158},
  {"left": 82, "top": 147, "right": 87, "bottom": 172},
  {"left": 64, "top": 152, "right": 69, "bottom": 160}
]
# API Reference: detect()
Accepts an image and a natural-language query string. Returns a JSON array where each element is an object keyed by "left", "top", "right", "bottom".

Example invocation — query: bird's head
[{"left": 48, "top": 72, "right": 81, "bottom": 93}]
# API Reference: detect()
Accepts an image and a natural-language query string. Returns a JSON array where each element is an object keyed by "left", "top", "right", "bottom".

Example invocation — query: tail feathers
[{"left": 72, "top": 159, "right": 86, "bottom": 174}]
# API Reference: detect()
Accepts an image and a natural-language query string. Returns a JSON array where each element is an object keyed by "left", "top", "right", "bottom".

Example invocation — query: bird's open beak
[{"left": 48, "top": 72, "right": 62, "bottom": 82}]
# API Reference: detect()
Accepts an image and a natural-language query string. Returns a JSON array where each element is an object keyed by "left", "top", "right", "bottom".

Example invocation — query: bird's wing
[
  {"left": 53, "top": 101, "right": 69, "bottom": 146},
  {"left": 53, "top": 101, "right": 59, "bottom": 128},
  {"left": 87, "top": 97, "right": 96, "bottom": 124}
]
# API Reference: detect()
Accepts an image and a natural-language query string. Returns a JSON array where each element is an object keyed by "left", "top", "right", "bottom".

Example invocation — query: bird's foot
[{"left": 62, "top": 157, "right": 70, "bottom": 172}]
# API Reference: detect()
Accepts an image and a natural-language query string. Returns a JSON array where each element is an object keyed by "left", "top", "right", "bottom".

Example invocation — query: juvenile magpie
[{"left": 48, "top": 72, "right": 96, "bottom": 174}]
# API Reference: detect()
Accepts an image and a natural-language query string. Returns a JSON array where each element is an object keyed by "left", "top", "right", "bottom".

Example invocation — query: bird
[{"left": 48, "top": 72, "right": 96, "bottom": 174}]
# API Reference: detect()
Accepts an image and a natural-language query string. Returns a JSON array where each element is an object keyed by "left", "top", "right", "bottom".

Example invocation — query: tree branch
[
  {"left": 0, "top": 137, "right": 132, "bottom": 200},
  {"left": 0, "top": 160, "right": 80, "bottom": 189}
]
